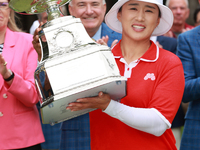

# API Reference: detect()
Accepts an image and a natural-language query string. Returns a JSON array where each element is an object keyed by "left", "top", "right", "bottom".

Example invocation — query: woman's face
[
  {"left": 0, "top": 0, "right": 10, "bottom": 31},
  {"left": 117, "top": 0, "right": 160, "bottom": 41}
]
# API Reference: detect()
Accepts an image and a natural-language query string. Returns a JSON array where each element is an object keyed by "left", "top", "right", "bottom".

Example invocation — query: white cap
[{"left": 105, "top": 0, "right": 173, "bottom": 36}]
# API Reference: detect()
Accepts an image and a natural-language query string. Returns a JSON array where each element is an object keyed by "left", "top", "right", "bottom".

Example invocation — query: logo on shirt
[{"left": 144, "top": 73, "right": 155, "bottom": 81}]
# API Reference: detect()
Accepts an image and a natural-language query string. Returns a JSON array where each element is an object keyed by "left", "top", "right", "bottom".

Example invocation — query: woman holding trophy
[
  {"left": 66, "top": 0, "right": 185, "bottom": 149},
  {"left": 0, "top": 0, "right": 44, "bottom": 149}
]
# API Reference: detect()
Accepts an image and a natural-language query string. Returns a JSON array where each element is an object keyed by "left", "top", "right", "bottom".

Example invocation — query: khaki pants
[{"left": 172, "top": 127, "right": 182, "bottom": 150}]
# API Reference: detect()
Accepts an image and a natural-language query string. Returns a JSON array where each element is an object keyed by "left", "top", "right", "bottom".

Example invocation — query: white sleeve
[{"left": 103, "top": 100, "right": 171, "bottom": 136}]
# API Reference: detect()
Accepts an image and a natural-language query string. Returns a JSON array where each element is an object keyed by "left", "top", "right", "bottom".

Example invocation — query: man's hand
[
  {"left": 96, "top": 35, "right": 119, "bottom": 48},
  {"left": 155, "top": 41, "right": 163, "bottom": 49},
  {"left": 182, "top": 27, "right": 193, "bottom": 33},
  {"left": 110, "top": 39, "right": 119, "bottom": 48}
]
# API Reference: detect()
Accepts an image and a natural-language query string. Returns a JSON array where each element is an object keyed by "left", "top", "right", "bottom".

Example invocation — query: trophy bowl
[
  {"left": 9, "top": 0, "right": 69, "bottom": 14},
  {"left": 9, "top": 0, "right": 127, "bottom": 125}
]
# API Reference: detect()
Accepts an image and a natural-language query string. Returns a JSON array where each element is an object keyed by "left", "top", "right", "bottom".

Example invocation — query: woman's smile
[{"left": 132, "top": 24, "right": 146, "bottom": 31}]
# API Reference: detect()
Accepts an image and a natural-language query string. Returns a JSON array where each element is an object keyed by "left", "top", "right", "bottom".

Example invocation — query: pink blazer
[{"left": 0, "top": 28, "right": 44, "bottom": 149}]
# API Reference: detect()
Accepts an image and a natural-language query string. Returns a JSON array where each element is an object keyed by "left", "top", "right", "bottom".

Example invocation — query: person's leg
[
  {"left": 180, "top": 119, "right": 200, "bottom": 150},
  {"left": 172, "top": 127, "right": 182, "bottom": 150},
  {"left": 60, "top": 114, "right": 91, "bottom": 150}
]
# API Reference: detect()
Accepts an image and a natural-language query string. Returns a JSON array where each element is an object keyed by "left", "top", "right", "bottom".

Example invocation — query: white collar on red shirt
[
  {"left": 113, "top": 40, "right": 159, "bottom": 63},
  {"left": 112, "top": 41, "right": 159, "bottom": 78},
  {"left": 140, "top": 45, "right": 159, "bottom": 62}
]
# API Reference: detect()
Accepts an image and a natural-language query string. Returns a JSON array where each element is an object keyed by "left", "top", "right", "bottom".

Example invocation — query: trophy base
[{"left": 41, "top": 77, "right": 126, "bottom": 125}]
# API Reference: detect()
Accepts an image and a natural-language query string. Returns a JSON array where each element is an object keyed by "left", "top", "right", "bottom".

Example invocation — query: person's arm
[
  {"left": 4, "top": 37, "right": 39, "bottom": 107},
  {"left": 67, "top": 57, "right": 184, "bottom": 136},
  {"left": 177, "top": 32, "right": 200, "bottom": 103},
  {"left": 67, "top": 92, "right": 169, "bottom": 136},
  {"left": 104, "top": 100, "right": 169, "bottom": 136}
]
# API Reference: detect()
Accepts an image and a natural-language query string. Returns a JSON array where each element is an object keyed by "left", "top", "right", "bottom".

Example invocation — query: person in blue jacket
[{"left": 177, "top": 0, "right": 200, "bottom": 149}]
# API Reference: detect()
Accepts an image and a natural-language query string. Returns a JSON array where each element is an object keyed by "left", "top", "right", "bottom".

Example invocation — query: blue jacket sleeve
[{"left": 176, "top": 29, "right": 200, "bottom": 103}]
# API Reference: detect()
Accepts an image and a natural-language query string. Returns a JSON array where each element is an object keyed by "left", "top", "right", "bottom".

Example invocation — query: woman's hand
[
  {"left": 0, "top": 54, "right": 13, "bottom": 85},
  {"left": 66, "top": 92, "right": 111, "bottom": 111},
  {"left": 0, "top": 54, "right": 9, "bottom": 78},
  {"left": 32, "top": 22, "right": 44, "bottom": 62}
]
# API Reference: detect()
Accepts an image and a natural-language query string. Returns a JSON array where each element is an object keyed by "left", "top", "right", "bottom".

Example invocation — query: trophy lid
[{"left": 9, "top": 0, "right": 71, "bottom": 14}]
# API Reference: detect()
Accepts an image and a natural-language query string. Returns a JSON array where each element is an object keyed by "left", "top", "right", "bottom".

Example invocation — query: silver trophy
[{"left": 9, "top": 0, "right": 127, "bottom": 125}]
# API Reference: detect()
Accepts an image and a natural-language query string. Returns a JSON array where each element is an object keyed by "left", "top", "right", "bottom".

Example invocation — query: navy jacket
[{"left": 157, "top": 36, "right": 177, "bottom": 54}]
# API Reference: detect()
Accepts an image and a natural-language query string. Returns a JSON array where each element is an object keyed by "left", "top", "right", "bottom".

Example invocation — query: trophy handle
[{"left": 38, "top": 29, "right": 49, "bottom": 62}]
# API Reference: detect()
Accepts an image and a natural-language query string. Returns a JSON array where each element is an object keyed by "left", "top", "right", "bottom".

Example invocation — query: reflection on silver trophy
[{"left": 9, "top": 0, "right": 127, "bottom": 125}]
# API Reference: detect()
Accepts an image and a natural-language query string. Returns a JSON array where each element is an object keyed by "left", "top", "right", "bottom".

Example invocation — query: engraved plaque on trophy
[{"left": 9, "top": 0, "right": 127, "bottom": 125}]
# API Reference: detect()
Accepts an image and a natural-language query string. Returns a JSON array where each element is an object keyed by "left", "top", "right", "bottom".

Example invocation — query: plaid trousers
[{"left": 60, "top": 113, "right": 91, "bottom": 150}]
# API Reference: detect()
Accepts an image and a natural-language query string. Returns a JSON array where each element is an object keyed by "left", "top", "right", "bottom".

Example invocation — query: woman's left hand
[
  {"left": 0, "top": 54, "right": 9, "bottom": 78},
  {"left": 66, "top": 92, "right": 111, "bottom": 111}
]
